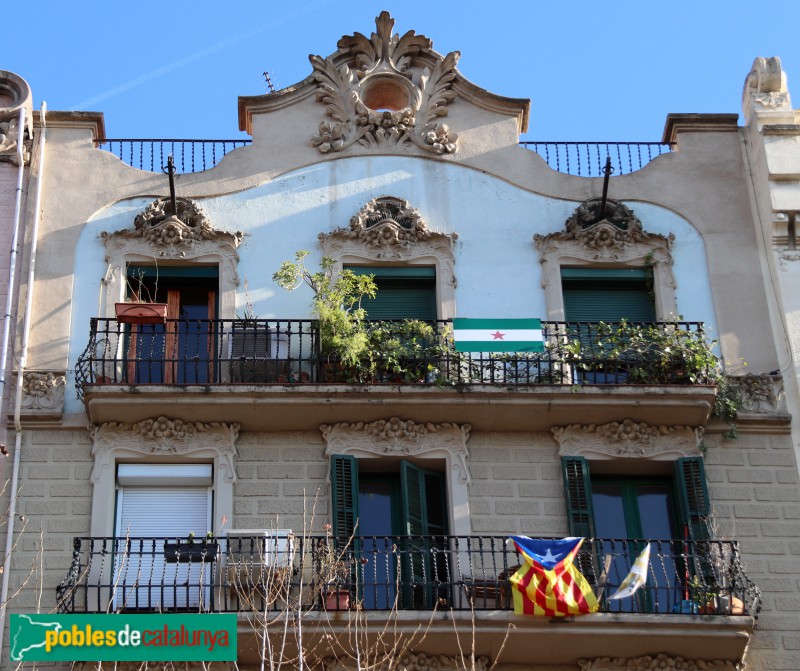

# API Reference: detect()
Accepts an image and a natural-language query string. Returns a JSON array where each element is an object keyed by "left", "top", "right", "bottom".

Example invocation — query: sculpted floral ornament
[
  {"left": 323, "top": 653, "right": 489, "bottom": 671},
  {"left": 553, "top": 420, "right": 703, "bottom": 460},
  {"left": 579, "top": 654, "right": 741, "bottom": 671},
  {"left": 10, "top": 371, "right": 66, "bottom": 417},
  {"left": 310, "top": 12, "right": 460, "bottom": 154},
  {"left": 728, "top": 373, "right": 786, "bottom": 415}
]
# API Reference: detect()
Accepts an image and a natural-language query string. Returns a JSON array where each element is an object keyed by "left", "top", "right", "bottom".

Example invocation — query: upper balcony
[
  {"left": 75, "top": 318, "right": 718, "bottom": 431},
  {"left": 55, "top": 534, "right": 758, "bottom": 667}
]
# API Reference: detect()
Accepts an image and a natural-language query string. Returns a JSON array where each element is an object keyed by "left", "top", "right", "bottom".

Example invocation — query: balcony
[
  {"left": 75, "top": 319, "right": 718, "bottom": 431},
  {"left": 56, "top": 534, "right": 758, "bottom": 666}
]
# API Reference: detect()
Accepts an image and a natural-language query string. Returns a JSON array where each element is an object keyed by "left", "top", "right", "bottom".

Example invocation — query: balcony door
[
  {"left": 331, "top": 455, "right": 448, "bottom": 609},
  {"left": 126, "top": 265, "right": 218, "bottom": 384},
  {"left": 114, "top": 464, "right": 213, "bottom": 611}
]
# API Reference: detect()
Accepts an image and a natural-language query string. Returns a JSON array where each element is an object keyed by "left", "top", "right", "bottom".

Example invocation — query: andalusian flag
[
  {"left": 508, "top": 536, "right": 599, "bottom": 617},
  {"left": 609, "top": 543, "right": 651, "bottom": 600},
  {"left": 452, "top": 319, "right": 544, "bottom": 353}
]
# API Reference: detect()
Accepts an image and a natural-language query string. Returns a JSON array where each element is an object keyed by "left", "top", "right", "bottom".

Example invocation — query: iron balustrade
[
  {"left": 93, "top": 139, "right": 672, "bottom": 176},
  {"left": 55, "top": 535, "right": 758, "bottom": 616},
  {"left": 74, "top": 319, "right": 711, "bottom": 398},
  {"left": 519, "top": 141, "right": 674, "bottom": 176}
]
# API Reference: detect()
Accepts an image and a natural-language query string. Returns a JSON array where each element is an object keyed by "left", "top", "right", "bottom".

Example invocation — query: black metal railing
[
  {"left": 55, "top": 535, "right": 758, "bottom": 617},
  {"left": 94, "top": 139, "right": 252, "bottom": 173},
  {"left": 74, "top": 319, "right": 712, "bottom": 397},
  {"left": 93, "top": 139, "right": 672, "bottom": 176},
  {"left": 519, "top": 142, "right": 674, "bottom": 176}
]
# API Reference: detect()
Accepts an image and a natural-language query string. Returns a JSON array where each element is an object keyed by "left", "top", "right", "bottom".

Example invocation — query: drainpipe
[
  {"left": 0, "top": 102, "right": 45, "bottom": 655},
  {"left": 0, "top": 107, "right": 28, "bottom": 468}
]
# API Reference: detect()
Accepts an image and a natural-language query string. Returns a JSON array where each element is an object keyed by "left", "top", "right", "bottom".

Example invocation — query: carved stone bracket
[
  {"left": 553, "top": 419, "right": 703, "bottom": 461},
  {"left": 579, "top": 654, "right": 741, "bottom": 671},
  {"left": 323, "top": 653, "right": 489, "bottom": 671},
  {"left": 310, "top": 12, "right": 460, "bottom": 154},
  {"left": 8, "top": 370, "right": 66, "bottom": 420},
  {"left": 742, "top": 56, "right": 792, "bottom": 124},
  {"left": 728, "top": 373, "right": 787, "bottom": 416},
  {"left": 90, "top": 416, "right": 240, "bottom": 485},
  {"left": 320, "top": 416, "right": 471, "bottom": 484}
]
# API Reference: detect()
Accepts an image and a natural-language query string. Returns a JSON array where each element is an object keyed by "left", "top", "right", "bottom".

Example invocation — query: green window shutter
[
  {"left": 561, "top": 269, "right": 656, "bottom": 322},
  {"left": 346, "top": 266, "right": 437, "bottom": 320},
  {"left": 562, "top": 456, "right": 596, "bottom": 537},
  {"left": 401, "top": 460, "right": 425, "bottom": 536},
  {"left": 674, "top": 457, "right": 710, "bottom": 541},
  {"left": 331, "top": 455, "right": 360, "bottom": 542}
]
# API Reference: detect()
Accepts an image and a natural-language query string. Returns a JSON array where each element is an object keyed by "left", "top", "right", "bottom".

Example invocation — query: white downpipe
[
  {"left": 0, "top": 102, "right": 45, "bottom": 655},
  {"left": 0, "top": 107, "right": 28, "bottom": 456}
]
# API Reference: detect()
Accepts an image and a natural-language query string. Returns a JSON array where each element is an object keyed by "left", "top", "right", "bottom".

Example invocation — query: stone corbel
[
  {"left": 7, "top": 370, "right": 67, "bottom": 421},
  {"left": 553, "top": 419, "right": 703, "bottom": 461},
  {"left": 742, "top": 56, "right": 793, "bottom": 126}
]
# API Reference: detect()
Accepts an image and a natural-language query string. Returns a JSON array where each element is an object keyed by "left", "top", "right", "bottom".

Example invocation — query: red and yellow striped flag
[{"left": 509, "top": 536, "right": 599, "bottom": 617}]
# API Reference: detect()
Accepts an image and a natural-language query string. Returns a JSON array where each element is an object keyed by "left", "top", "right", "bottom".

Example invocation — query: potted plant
[
  {"left": 116, "top": 267, "right": 168, "bottom": 325},
  {"left": 316, "top": 524, "right": 352, "bottom": 610},
  {"left": 273, "top": 251, "right": 376, "bottom": 381},
  {"left": 164, "top": 531, "right": 219, "bottom": 563}
]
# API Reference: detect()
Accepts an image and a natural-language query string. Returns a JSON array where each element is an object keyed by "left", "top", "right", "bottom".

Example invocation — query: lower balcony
[
  {"left": 75, "top": 319, "right": 718, "bottom": 431},
  {"left": 55, "top": 535, "right": 757, "bottom": 666}
]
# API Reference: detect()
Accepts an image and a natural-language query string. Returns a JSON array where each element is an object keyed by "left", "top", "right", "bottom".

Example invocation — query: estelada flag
[{"left": 508, "top": 536, "right": 599, "bottom": 616}]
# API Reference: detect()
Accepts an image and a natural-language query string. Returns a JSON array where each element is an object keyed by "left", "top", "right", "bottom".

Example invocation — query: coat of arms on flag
[
  {"left": 452, "top": 319, "right": 544, "bottom": 353},
  {"left": 508, "top": 536, "right": 599, "bottom": 616}
]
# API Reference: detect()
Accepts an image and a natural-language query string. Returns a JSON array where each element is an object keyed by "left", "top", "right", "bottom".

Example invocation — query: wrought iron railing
[
  {"left": 55, "top": 535, "right": 758, "bottom": 616},
  {"left": 519, "top": 141, "right": 674, "bottom": 176},
  {"left": 93, "top": 139, "right": 672, "bottom": 176},
  {"left": 74, "top": 318, "right": 712, "bottom": 398}
]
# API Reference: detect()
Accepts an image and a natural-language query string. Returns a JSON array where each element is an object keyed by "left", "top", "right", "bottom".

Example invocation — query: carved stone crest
[
  {"left": 553, "top": 419, "right": 703, "bottom": 460},
  {"left": 90, "top": 416, "right": 240, "bottom": 484},
  {"left": 742, "top": 56, "right": 792, "bottom": 123},
  {"left": 579, "top": 654, "right": 741, "bottom": 671},
  {"left": 0, "top": 71, "right": 33, "bottom": 165},
  {"left": 320, "top": 417, "right": 471, "bottom": 484},
  {"left": 728, "top": 373, "right": 786, "bottom": 416},
  {"left": 310, "top": 12, "right": 459, "bottom": 154}
]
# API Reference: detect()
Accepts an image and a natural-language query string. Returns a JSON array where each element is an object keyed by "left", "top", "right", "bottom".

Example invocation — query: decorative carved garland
[
  {"left": 579, "top": 653, "right": 741, "bottom": 671},
  {"left": 552, "top": 419, "right": 703, "bottom": 460},
  {"left": 320, "top": 417, "right": 471, "bottom": 484},
  {"left": 323, "top": 653, "right": 489, "bottom": 671},
  {"left": 90, "top": 416, "right": 240, "bottom": 485},
  {"left": 310, "top": 12, "right": 460, "bottom": 154}
]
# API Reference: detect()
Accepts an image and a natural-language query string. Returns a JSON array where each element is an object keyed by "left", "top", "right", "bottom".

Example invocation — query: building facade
[{"left": 2, "top": 13, "right": 800, "bottom": 671}]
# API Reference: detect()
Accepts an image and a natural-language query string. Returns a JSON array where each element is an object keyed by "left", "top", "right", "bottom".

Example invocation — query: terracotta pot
[
  {"left": 115, "top": 302, "right": 168, "bottom": 325},
  {"left": 324, "top": 588, "right": 350, "bottom": 610}
]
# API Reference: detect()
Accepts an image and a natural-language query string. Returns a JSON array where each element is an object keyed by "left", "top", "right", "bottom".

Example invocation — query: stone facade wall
[{"left": 0, "top": 165, "right": 17, "bottom": 335}]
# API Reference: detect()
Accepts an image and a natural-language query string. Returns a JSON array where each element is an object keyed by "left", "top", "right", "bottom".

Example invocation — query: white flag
[{"left": 609, "top": 544, "right": 651, "bottom": 600}]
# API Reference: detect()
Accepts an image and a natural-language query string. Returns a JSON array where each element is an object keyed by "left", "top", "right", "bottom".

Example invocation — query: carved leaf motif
[
  {"left": 415, "top": 52, "right": 460, "bottom": 129},
  {"left": 310, "top": 55, "right": 358, "bottom": 124}
]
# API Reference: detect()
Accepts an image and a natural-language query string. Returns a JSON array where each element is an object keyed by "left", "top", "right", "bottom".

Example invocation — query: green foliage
[{"left": 273, "top": 251, "right": 377, "bottom": 367}]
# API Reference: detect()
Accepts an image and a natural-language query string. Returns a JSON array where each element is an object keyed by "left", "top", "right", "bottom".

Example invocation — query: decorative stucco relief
[
  {"left": 323, "top": 653, "right": 489, "bottom": 671},
  {"left": 90, "top": 416, "right": 240, "bottom": 485},
  {"left": 8, "top": 371, "right": 66, "bottom": 419},
  {"left": 310, "top": 12, "right": 459, "bottom": 154},
  {"left": 728, "top": 373, "right": 786, "bottom": 416},
  {"left": 579, "top": 654, "right": 741, "bottom": 671},
  {"left": 320, "top": 416, "right": 471, "bottom": 484},
  {"left": 0, "top": 71, "right": 33, "bottom": 165},
  {"left": 742, "top": 56, "right": 792, "bottom": 124},
  {"left": 535, "top": 198, "right": 677, "bottom": 320},
  {"left": 553, "top": 419, "right": 703, "bottom": 460}
]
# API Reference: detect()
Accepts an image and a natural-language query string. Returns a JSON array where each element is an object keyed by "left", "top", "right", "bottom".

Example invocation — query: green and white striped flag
[{"left": 452, "top": 318, "right": 544, "bottom": 353}]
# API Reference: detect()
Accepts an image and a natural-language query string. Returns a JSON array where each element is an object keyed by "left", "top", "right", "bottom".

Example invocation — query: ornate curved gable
[{"left": 310, "top": 11, "right": 460, "bottom": 154}]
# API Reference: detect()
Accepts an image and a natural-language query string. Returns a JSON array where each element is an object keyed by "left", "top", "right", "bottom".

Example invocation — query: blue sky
[{"left": 5, "top": 1, "right": 800, "bottom": 141}]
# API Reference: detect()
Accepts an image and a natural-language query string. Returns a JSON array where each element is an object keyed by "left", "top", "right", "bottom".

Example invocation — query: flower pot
[
  {"left": 115, "top": 302, "right": 169, "bottom": 325},
  {"left": 164, "top": 541, "right": 219, "bottom": 563},
  {"left": 324, "top": 587, "right": 350, "bottom": 610}
]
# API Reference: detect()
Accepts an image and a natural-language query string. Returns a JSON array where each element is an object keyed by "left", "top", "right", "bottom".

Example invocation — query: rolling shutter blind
[
  {"left": 331, "top": 454, "right": 360, "bottom": 543},
  {"left": 674, "top": 457, "right": 711, "bottom": 541},
  {"left": 561, "top": 268, "right": 656, "bottom": 322},
  {"left": 347, "top": 267, "right": 437, "bottom": 320},
  {"left": 562, "top": 456, "right": 596, "bottom": 537},
  {"left": 117, "top": 487, "right": 211, "bottom": 537}
]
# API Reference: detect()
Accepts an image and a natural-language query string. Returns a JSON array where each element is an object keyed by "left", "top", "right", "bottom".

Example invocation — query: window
[
  {"left": 330, "top": 454, "right": 448, "bottom": 608},
  {"left": 125, "top": 265, "right": 218, "bottom": 384},
  {"left": 346, "top": 266, "right": 437, "bottom": 320},
  {"left": 561, "top": 268, "right": 656, "bottom": 323},
  {"left": 562, "top": 456, "right": 710, "bottom": 612},
  {"left": 114, "top": 464, "right": 213, "bottom": 610}
]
